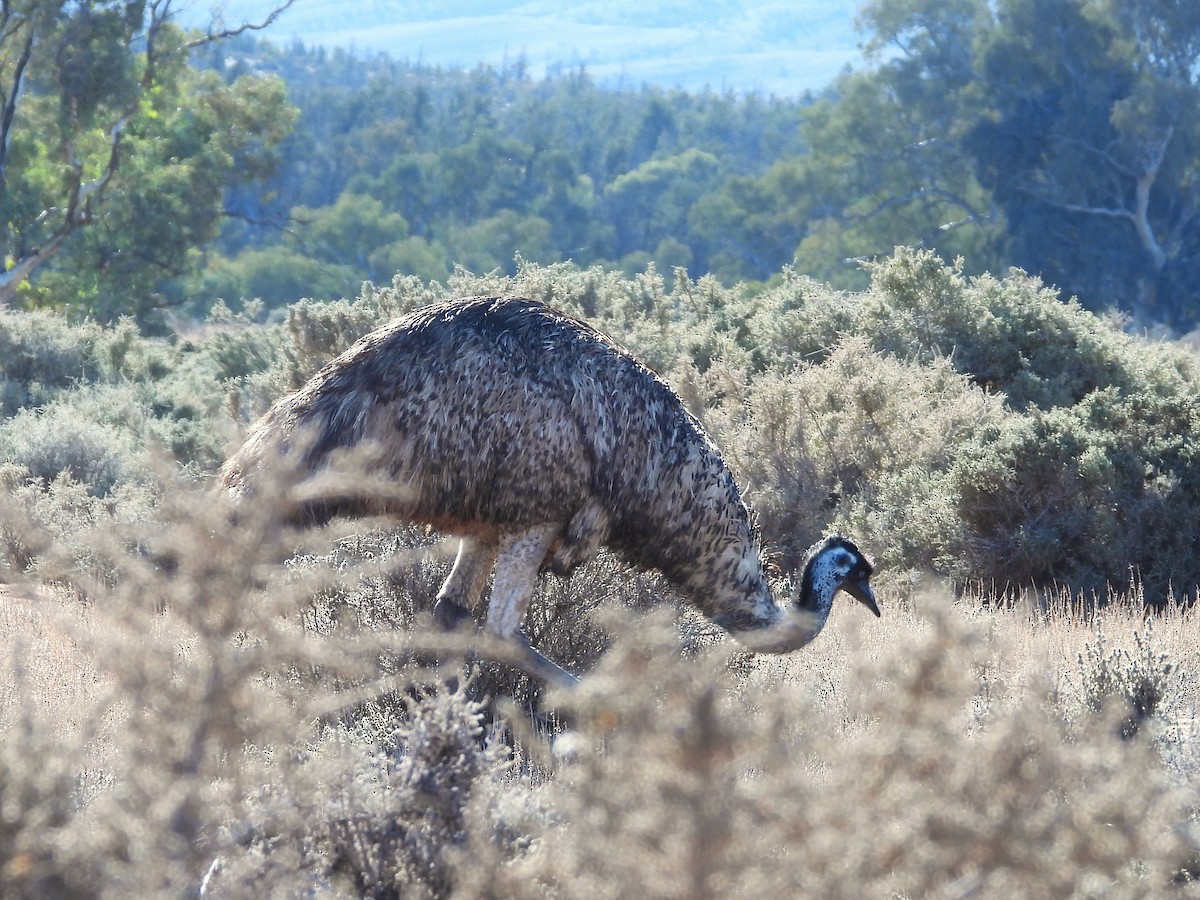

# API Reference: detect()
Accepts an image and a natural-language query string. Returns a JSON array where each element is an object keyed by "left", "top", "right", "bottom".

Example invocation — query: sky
[{"left": 185, "top": 0, "right": 869, "bottom": 95}]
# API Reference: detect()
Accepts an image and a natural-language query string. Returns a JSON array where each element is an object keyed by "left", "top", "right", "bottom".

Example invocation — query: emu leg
[
  {"left": 487, "top": 524, "right": 580, "bottom": 688},
  {"left": 433, "top": 537, "right": 498, "bottom": 631}
]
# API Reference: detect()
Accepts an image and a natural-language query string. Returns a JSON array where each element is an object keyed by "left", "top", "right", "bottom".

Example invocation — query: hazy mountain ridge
[{"left": 188, "top": 0, "right": 866, "bottom": 94}]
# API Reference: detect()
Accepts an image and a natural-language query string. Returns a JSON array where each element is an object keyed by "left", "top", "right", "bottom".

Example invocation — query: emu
[{"left": 218, "top": 296, "right": 879, "bottom": 685}]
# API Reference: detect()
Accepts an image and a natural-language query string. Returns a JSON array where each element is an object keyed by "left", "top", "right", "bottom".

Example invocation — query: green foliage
[
  {"left": 191, "top": 246, "right": 360, "bottom": 311},
  {"left": 13, "top": 0, "right": 1195, "bottom": 327},
  {"left": 187, "top": 39, "right": 811, "bottom": 312},
  {"left": 788, "top": 15, "right": 999, "bottom": 290},
  {"left": 0, "top": 3, "right": 295, "bottom": 321},
  {"left": 801, "top": 0, "right": 1200, "bottom": 327}
]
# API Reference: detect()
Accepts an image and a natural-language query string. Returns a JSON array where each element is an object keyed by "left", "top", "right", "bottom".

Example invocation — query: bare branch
[
  {"left": 186, "top": 0, "right": 298, "bottom": 49},
  {"left": 1018, "top": 126, "right": 1176, "bottom": 274},
  {"left": 222, "top": 208, "right": 299, "bottom": 232},
  {"left": 1054, "top": 201, "right": 1134, "bottom": 220},
  {"left": 77, "top": 116, "right": 129, "bottom": 207},
  {"left": 848, "top": 185, "right": 993, "bottom": 230},
  {"left": 0, "top": 231, "right": 70, "bottom": 301}
]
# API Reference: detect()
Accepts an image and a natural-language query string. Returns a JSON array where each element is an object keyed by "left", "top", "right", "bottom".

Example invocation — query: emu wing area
[{"left": 228, "top": 297, "right": 701, "bottom": 546}]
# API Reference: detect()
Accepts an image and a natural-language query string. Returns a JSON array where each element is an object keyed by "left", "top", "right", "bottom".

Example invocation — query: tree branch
[
  {"left": 0, "top": 1, "right": 295, "bottom": 308},
  {"left": 0, "top": 115, "right": 128, "bottom": 307},
  {"left": 0, "top": 23, "right": 33, "bottom": 179},
  {"left": 186, "top": 0, "right": 298, "bottom": 49},
  {"left": 849, "top": 185, "right": 993, "bottom": 230},
  {"left": 0, "top": 230, "right": 71, "bottom": 299},
  {"left": 1018, "top": 126, "right": 1175, "bottom": 274}
]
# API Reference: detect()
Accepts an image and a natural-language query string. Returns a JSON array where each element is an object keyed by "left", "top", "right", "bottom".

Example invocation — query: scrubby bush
[
  {"left": 1075, "top": 621, "right": 1176, "bottom": 741},
  {"left": 532, "top": 608, "right": 1192, "bottom": 898},
  {"left": 180, "top": 250, "right": 1200, "bottom": 600},
  {"left": 745, "top": 248, "right": 1197, "bottom": 410},
  {"left": 8, "top": 249, "right": 1200, "bottom": 597},
  {"left": 3, "top": 476, "right": 1197, "bottom": 899},
  {"left": 0, "top": 307, "right": 234, "bottom": 495},
  {"left": 720, "top": 249, "right": 1200, "bottom": 598},
  {"left": 719, "top": 339, "right": 1004, "bottom": 573},
  {"left": 0, "top": 310, "right": 185, "bottom": 417},
  {"left": 0, "top": 403, "right": 144, "bottom": 497},
  {"left": 948, "top": 389, "right": 1200, "bottom": 597},
  {"left": 0, "top": 308, "right": 108, "bottom": 417},
  {"left": 0, "top": 382, "right": 229, "bottom": 501},
  {"left": 212, "top": 684, "right": 545, "bottom": 899}
]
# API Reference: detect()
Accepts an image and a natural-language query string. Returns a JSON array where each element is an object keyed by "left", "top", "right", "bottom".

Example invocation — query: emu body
[{"left": 219, "top": 296, "right": 879, "bottom": 684}]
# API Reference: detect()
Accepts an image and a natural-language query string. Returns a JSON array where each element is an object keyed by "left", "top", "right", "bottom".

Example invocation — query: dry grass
[{"left": 0, "top": 489, "right": 1198, "bottom": 898}]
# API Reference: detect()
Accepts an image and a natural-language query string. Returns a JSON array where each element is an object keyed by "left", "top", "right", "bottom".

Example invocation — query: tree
[
  {"left": 968, "top": 0, "right": 1200, "bottom": 325},
  {"left": 781, "top": 0, "right": 1002, "bottom": 289},
  {"left": 602, "top": 148, "right": 720, "bottom": 261},
  {"left": 808, "top": 0, "right": 1200, "bottom": 325},
  {"left": 0, "top": 1, "right": 296, "bottom": 319}
]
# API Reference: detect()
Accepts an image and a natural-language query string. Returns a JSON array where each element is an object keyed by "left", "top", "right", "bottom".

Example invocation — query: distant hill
[{"left": 186, "top": 0, "right": 866, "bottom": 95}]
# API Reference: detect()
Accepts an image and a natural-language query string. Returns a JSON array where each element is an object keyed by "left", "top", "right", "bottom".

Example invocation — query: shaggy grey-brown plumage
[{"left": 218, "top": 296, "right": 879, "bottom": 684}]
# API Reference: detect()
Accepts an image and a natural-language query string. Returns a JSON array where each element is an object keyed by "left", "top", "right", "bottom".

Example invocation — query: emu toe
[
  {"left": 511, "top": 632, "right": 580, "bottom": 689},
  {"left": 432, "top": 598, "right": 474, "bottom": 632}
]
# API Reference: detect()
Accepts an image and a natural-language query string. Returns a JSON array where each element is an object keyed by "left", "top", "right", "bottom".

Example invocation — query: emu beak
[{"left": 841, "top": 575, "right": 881, "bottom": 617}]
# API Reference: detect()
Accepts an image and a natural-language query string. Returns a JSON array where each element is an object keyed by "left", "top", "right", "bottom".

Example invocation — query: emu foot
[{"left": 432, "top": 598, "right": 474, "bottom": 632}]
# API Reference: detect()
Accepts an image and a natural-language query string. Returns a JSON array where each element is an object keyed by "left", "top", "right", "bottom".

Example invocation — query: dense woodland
[
  {"left": 188, "top": 0, "right": 1200, "bottom": 331},
  {"left": 3, "top": 0, "right": 1200, "bottom": 329},
  {"left": 183, "top": 37, "right": 812, "bottom": 309}
]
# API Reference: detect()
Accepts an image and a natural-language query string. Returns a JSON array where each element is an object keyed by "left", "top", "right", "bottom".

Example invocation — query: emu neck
[
  {"left": 602, "top": 423, "right": 826, "bottom": 652},
  {"left": 722, "top": 599, "right": 829, "bottom": 654},
  {"left": 707, "top": 546, "right": 837, "bottom": 655}
]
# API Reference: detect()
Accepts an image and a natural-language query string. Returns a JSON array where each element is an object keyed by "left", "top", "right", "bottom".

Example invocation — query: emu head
[{"left": 799, "top": 534, "right": 879, "bottom": 619}]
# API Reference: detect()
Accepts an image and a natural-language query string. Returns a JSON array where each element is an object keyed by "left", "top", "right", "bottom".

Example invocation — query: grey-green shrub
[
  {"left": 0, "top": 402, "right": 144, "bottom": 497},
  {"left": 8, "top": 247, "right": 1200, "bottom": 599}
]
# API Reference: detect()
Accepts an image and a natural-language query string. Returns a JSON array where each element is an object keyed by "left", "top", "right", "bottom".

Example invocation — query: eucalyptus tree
[
  {"left": 794, "top": 0, "right": 1200, "bottom": 325},
  {"left": 0, "top": 1, "right": 296, "bottom": 320},
  {"left": 968, "top": 0, "right": 1200, "bottom": 325}
]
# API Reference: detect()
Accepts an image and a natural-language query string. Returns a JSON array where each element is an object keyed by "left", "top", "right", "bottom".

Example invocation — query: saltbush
[
  {"left": 161, "top": 250, "right": 1200, "bottom": 600},
  {"left": 725, "top": 249, "right": 1200, "bottom": 598},
  {"left": 6, "top": 247, "right": 1200, "bottom": 597}
]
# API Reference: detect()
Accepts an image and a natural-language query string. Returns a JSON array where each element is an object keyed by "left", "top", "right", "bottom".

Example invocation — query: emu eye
[{"left": 832, "top": 550, "right": 853, "bottom": 572}]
